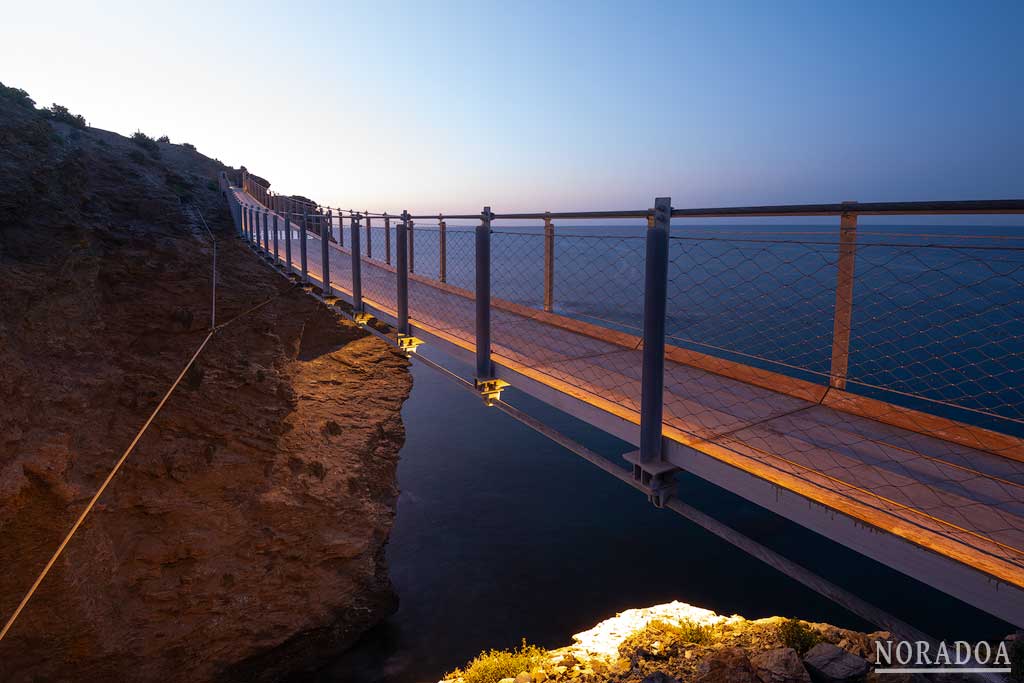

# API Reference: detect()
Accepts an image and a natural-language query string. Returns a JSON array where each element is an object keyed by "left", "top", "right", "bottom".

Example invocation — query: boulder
[
  {"left": 803, "top": 643, "right": 870, "bottom": 683},
  {"left": 696, "top": 647, "right": 758, "bottom": 683},
  {"left": 750, "top": 647, "right": 812, "bottom": 683}
]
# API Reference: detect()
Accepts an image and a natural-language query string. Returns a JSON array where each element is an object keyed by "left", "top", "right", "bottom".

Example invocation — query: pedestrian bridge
[{"left": 226, "top": 171, "right": 1024, "bottom": 632}]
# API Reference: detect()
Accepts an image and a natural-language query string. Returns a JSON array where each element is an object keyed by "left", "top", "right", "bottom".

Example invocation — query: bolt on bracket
[
  {"left": 475, "top": 378, "right": 510, "bottom": 406},
  {"left": 397, "top": 335, "right": 424, "bottom": 355},
  {"left": 622, "top": 450, "right": 679, "bottom": 509}
]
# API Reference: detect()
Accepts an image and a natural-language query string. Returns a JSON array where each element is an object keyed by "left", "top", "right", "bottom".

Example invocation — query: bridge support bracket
[
  {"left": 623, "top": 449, "right": 680, "bottom": 508},
  {"left": 397, "top": 335, "right": 424, "bottom": 355},
  {"left": 353, "top": 311, "right": 374, "bottom": 326},
  {"left": 323, "top": 294, "right": 340, "bottom": 306},
  {"left": 475, "top": 378, "right": 510, "bottom": 406}
]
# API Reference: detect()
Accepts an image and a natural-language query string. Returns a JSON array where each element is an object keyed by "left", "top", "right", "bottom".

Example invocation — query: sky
[{"left": 1, "top": 0, "right": 1022, "bottom": 217}]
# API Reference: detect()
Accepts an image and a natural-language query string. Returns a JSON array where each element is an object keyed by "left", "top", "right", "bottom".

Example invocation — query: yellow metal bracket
[
  {"left": 353, "top": 311, "right": 374, "bottom": 326},
  {"left": 397, "top": 335, "right": 424, "bottom": 354},
  {"left": 323, "top": 295, "right": 340, "bottom": 306},
  {"left": 475, "top": 378, "right": 510, "bottom": 406}
]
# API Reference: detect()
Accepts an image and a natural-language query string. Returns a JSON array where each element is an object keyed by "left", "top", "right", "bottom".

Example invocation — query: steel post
[
  {"left": 830, "top": 203, "right": 859, "bottom": 389},
  {"left": 475, "top": 207, "right": 493, "bottom": 380},
  {"left": 544, "top": 212, "right": 554, "bottom": 312},
  {"left": 639, "top": 197, "right": 671, "bottom": 464},
  {"left": 284, "top": 211, "right": 292, "bottom": 273},
  {"left": 397, "top": 212, "right": 410, "bottom": 334},
  {"left": 409, "top": 220, "right": 415, "bottom": 273},
  {"left": 439, "top": 215, "right": 447, "bottom": 283},
  {"left": 365, "top": 214, "right": 372, "bottom": 259},
  {"left": 300, "top": 208, "right": 309, "bottom": 282},
  {"left": 262, "top": 208, "right": 269, "bottom": 252},
  {"left": 273, "top": 212, "right": 279, "bottom": 263},
  {"left": 351, "top": 213, "right": 363, "bottom": 311},
  {"left": 322, "top": 209, "right": 331, "bottom": 294},
  {"left": 384, "top": 214, "right": 392, "bottom": 265}
]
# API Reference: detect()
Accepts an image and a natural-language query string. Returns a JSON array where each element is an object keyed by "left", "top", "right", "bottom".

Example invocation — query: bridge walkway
[{"left": 231, "top": 188, "right": 1024, "bottom": 627}]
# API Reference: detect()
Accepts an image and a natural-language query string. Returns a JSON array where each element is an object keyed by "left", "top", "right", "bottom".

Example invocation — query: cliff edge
[{"left": 0, "top": 84, "right": 412, "bottom": 680}]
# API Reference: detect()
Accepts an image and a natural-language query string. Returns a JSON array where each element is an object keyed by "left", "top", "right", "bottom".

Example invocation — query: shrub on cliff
[
  {"left": 131, "top": 130, "right": 160, "bottom": 157},
  {"left": 0, "top": 82, "right": 35, "bottom": 108},
  {"left": 44, "top": 103, "right": 87, "bottom": 128},
  {"left": 444, "top": 639, "right": 547, "bottom": 683},
  {"left": 157, "top": 134, "right": 170, "bottom": 143},
  {"left": 778, "top": 619, "right": 822, "bottom": 655},
  {"left": 619, "top": 618, "right": 716, "bottom": 661}
]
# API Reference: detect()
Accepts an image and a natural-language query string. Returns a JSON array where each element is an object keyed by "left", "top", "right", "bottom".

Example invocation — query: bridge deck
[{"left": 236, "top": 192, "right": 1024, "bottom": 598}]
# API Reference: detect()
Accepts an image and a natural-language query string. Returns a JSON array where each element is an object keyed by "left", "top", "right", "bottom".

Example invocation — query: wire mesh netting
[
  {"left": 234, "top": 181, "right": 1024, "bottom": 578},
  {"left": 490, "top": 227, "right": 647, "bottom": 413},
  {"left": 408, "top": 226, "right": 476, "bottom": 344},
  {"left": 848, "top": 241, "right": 1024, "bottom": 430}
]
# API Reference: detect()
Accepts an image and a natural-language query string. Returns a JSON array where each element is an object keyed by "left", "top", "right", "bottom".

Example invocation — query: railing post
[
  {"left": 475, "top": 207, "right": 494, "bottom": 380},
  {"left": 365, "top": 214, "right": 373, "bottom": 259},
  {"left": 397, "top": 212, "right": 410, "bottom": 334},
  {"left": 262, "top": 208, "right": 269, "bottom": 253},
  {"left": 409, "top": 219, "right": 415, "bottom": 273},
  {"left": 322, "top": 209, "right": 332, "bottom": 294},
  {"left": 351, "top": 212, "right": 363, "bottom": 311},
  {"left": 284, "top": 210, "right": 293, "bottom": 274},
  {"left": 384, "top": 214, "right": 392, "bottom": 265},
  {"left": 246, "top": 206, "right": 253, "bottom": 243},
  {"left": 300, "top": 207, "right": 309, "bottom": 283},
  {"left": 544, "top": 212, "right": 554, "bottom": 312},
  {"left": 439, "top": 214, "right": 447, "bottom": 283},
  {"left": 830, "top": 202, "right": 858, "bottom": 390},
  {"left": 338, "top": 211, "right": 345, "bottom": 248},
  {"left": 273, "top": 212, "right": 279, "bottom": 264},
  {"left": 639, "top": 197, "right": 671, "bottom": 466}
]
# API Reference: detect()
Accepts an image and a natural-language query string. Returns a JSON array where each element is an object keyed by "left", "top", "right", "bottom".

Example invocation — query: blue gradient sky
[{"left": 2, "top": 1, "right": 1022, "bottom": 215}]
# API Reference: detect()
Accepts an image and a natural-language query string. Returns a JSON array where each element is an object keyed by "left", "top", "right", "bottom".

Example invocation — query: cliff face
[{"left": 0, "top": 87, "right": 411, "bottom": 680}]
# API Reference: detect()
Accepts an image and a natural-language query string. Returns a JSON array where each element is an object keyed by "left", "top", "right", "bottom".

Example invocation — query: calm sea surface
[{"left": 307, "top": 224, "right": 1022, "bottom": 682}]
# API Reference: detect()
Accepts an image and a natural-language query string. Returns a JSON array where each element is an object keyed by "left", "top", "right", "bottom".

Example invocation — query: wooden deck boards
[{"left": 238, "top": 192, "right": 1024, "bottom": 589}]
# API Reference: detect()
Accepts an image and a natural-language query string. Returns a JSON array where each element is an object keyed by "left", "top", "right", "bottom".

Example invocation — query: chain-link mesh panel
[
  {"left": 367, "top": 224, "right": 393, "bottom": 265},
  {"left": 848, "top": 240, "right": 1024, "bottom": 431},
  {"left": 407, "top": 227, "right": 476, "bottom": 344},
  {"left": 656, "top": 227, "right": 1024, "bottom": 575},
  {"left": 490, "top": 227, "right": 647, "bottom": 415},
  {"left": 667, "top": 234, "right": 838, "bottom": 382}
]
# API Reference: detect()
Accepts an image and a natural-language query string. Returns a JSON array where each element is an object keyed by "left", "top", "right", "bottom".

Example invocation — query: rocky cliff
[{"left": 0, "top": 84, "right": 411, "bottom": 680}]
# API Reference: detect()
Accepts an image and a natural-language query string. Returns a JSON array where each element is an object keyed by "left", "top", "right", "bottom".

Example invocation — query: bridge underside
[{"left": 232, "top": 189, "right": 1024, "bottom": 628}]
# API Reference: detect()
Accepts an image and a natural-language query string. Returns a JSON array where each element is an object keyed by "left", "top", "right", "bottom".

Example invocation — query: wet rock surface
[{"left": 0, "top": 89, "right": 411, "bottom": 681}]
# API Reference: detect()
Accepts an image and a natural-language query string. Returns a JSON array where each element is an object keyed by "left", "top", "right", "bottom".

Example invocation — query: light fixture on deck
[{"left": 352, "top": 311, "right": 373, "bottom": 326}]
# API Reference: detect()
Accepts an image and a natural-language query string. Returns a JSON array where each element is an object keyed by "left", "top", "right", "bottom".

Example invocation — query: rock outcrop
[
  {"left": 0, "top": 84, "right": 411, "bottom": 680},
  {"left": 440, "top": 601, "right": 895, "bottom": 683}
]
